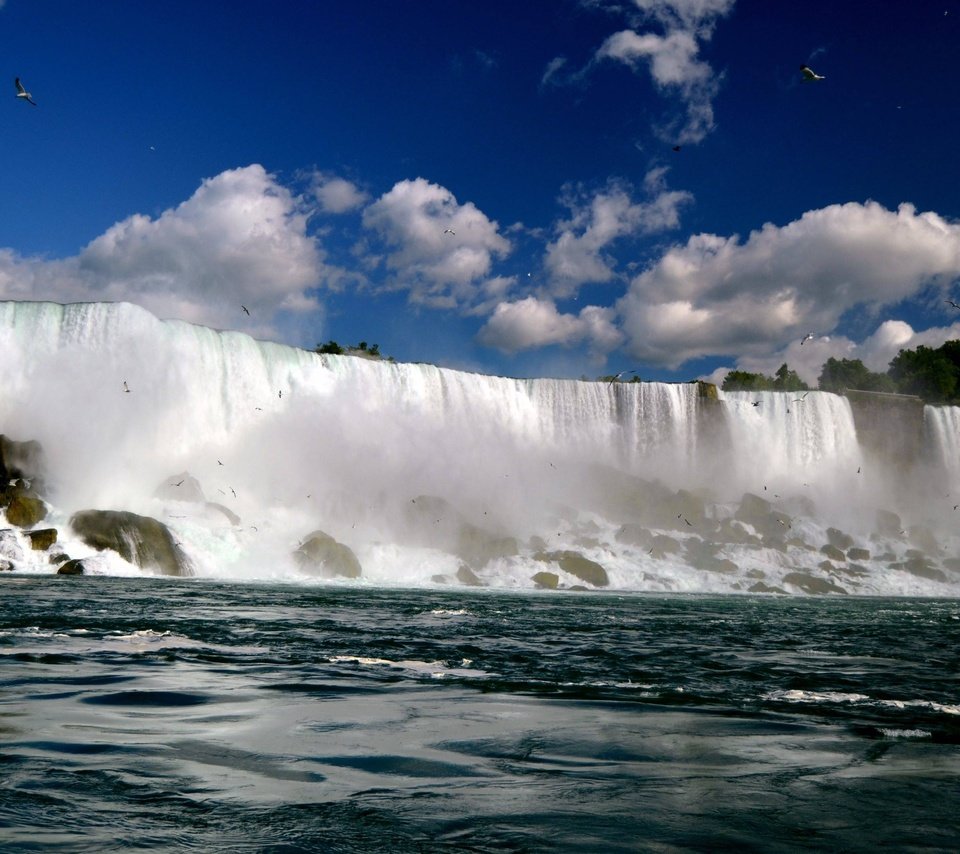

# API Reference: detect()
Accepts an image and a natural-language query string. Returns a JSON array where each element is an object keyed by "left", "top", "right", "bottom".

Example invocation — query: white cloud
[
  {"left": 362, "top": 177, "right": 512, "bottom": 310},
  {"left": 0, "top": 165, "right": 344, "bottom": 334},
  {"left": 311, "top": 173, "right": 369, "bottom": 213},
  {"left": 476, "top": 296, "right": 622, "bottom": 356},
  {"left": 621, "top": 200, "right": 960, "bottom": 369},
  {"left": 592, "top": 0, "right": 734, "bottom": 143},
  {"left": 544, "top": 174, "right": 692, "bottom": 297}
]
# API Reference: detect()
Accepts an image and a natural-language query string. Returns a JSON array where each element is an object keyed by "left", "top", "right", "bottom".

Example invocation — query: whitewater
[{"left": 2, "top": 299, "right": 959, "bottom": 595}]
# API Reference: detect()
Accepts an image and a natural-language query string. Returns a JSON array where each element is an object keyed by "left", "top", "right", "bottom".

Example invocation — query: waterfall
[{"left": 1, "top": 301, "right": 958, "bottom": 595}]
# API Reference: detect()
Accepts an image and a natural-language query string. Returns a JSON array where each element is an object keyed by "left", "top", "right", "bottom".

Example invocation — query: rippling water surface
[{"left": 2, "top": 577, "right": 960, "bottom": 852}]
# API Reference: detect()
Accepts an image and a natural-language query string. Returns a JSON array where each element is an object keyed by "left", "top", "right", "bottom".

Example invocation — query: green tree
[
  {"left": 721, "top": 370, "right": 774, "bottom": 392},
  {"left": 771, "top": 363, "right": 810, "bottom": 392},
  {"left": 315, "top": 340, "right": 344, "bottom": 355},
  {"left": 817, "top": 357, "right": 896, "bottom": 393},
  {"left": 888, "top": 345, "right": 958, "bottom": 402}
]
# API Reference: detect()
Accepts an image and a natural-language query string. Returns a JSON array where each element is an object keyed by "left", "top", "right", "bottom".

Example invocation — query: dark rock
[
  {"left": 57, "top": 559, "right": 86, "bottom": 575},
  {"left": 294, "top": 530, "right": 361, "bottom": 578},
  {"left": 820, "top": 544, "right": 847, "bottom": 562},
  {"left": 456, "top": 564, "right": 483, "bottom": 587},
  {"left": 783, "top": 572, "right": 848, "bottom": 595},
  {"left": 847, "top": 547, "right": 871, "bottom": 561},
  {"left": 875, "top": 509, "right": 902, "bottom": 537},
  {"left": 534, "top": 549, "right": 609, "bottom": 587},
  {"left": 0, "top": 558, "right": 12, "bottom": 571},
  {"left": 735, "top": 493, "right": 791, "bottom": 538},
  {"left": 907, "top": 526, "right": 939, "bottom": 554},
  {"left": 70, "top": 510, "right": 191, "bottom": 576},
  {"left": 714, "top": 518, "right": 762, "bottom": 547},
  {"left": 746, "top": 568, "right": 766, "bottom": 579},
  {"left": 431, "top": 574, "right": 449, "bottom": 584},
  {"left": 650, "top": 534, "right": 682, "bottom": 556},
  {"left": 155, "top": 472, "right": 206, "bottom": 503},
  {"left": 26, "top": 528, "right": 58, "bottom": 551},
  {"left": 826, "top": 528, "right": 854, "bottom": 551},
  {"left": 6, "top": 495, "right": 47, "bottom": 528},
  {"left": 748, "top": 581, "right": 786, "bottom": 594},
  {"left": 49, "top": 553, "right": 70, "bottom": 565},
  {"left": 899, "top": 556, "right": 947, "bottom": 583},
  {"left": 532, "top": 571, "right": 559, "bottom": 589},
  {"left": 0, "top": 435, "right": 46, "bottom": 496}
]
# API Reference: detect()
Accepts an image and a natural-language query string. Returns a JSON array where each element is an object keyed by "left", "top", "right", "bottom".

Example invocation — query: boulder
[
  {"left": 154, "top": 472, "right": 206, "bottom": 503},
  {"left": 0, "top": 435, "right": 45, "bottom": 495},
  {"left": 748, "top": 581, "right": 787, "bottom": 594},
  {"left": 0, "top": 558, "right": 12, "bottom": 572},
  {"left": 26, "top": 528, "right": 58, "bottom": 551},
  {"left": 532, "top": 571, "right": 559, "bottom": 589},
  {"left": 875, "top": 509, "right": 902, "bottom": 537},
  {"left": 6, "top": 495, "right": 47, "bottom": 528},
  {"left": 820, "top": 543, "right": 847, "bottom": 562},
  {"left": 848, "top": 547, "right": 871, "bottom": 561},
  {"left": 615, "top": 523, "right": 653, "bottom": 547},
  {"left": 783, "top": 571, "right": 848, "bottom": 595},
  {"left": 897, "top": 556, "right": 947, "bottom": 583},
  {"left": 294, "top": 530, "right": 362, "bottom": 578},
  {"left": 534, "top": 549, "right": 609, "bottom": 587},
  {"left": 70, "top": 510, "right": 191, "bottom": 576},
  {"left": 826, "top": 528, "right": 855, "bottom": 551},
  {"left": 57, "top": 559, "right": 86, "bottom": 575},
  {"left": 455, "top": 564, "right": 483, "bottom": 587}
]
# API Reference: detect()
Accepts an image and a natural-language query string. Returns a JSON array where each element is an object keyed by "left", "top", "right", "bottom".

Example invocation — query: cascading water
[{"left": 2, "top": 300, "right": 959, "bottom": 595}]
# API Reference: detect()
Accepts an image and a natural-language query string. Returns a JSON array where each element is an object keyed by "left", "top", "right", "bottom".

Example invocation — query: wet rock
[
  {"left": 906, "top": 526, "right": 939, "bottom": 554},
  {"left": 820, "top": 544, "right": 847, "bottom": 562},
  {"left": 456, "top": 564, "right": 483, "bottom": 587},
  {"left": 826, "top": 528, "right": 854, "bottom": 551},
  {"left": 0, "top": 558, "right": 12, "bottom": 571},
  {"left": 746, "top": 568, "right": 766, "bottom": 579},
  {"left": 49, "top": 552, "right": 70, "bottom": 565},
  {"left": 57, "top": 559, "right": 86, "bottom": 575},
  {"left": 294, "top": 530, "right": 361, "bottom": 579},
  {"left": 6, "top": 495, "right": 47, "bottom": 528},
  {"left": 650, "top": 534, "right": 682, "bottom": 556},
  {"left": 615, "top": 523, "right": 653, "bottom": 548},
  {"left": 847, "top": 547, "right": 870, "bottom": 561},
  {"left": 431, "top": 574, "right": 449, "bottom": 584},
  {"left": 714, "top": 518, "right": 762, "bottom": 547},
  {"left": 533, "top": 550, "right": 609, "bottom": 587},
  {"left": 875, "top": 509, "right": 902, "bottom": 537},
  {"left": 0, "top": 435, "right": 46, "bottom": 496},
  {"left": 154, "top": 472, "right": 206, "bottom": 503},
  {"left": 735, "top": 493, "right": 790, "bottom": 538},
  {"left": 783, "top": 572, "right": 848, "bottom": 595},
  {"left": 26, "top": 528, "right": 58, "bottom": 551},
  {"left": 532, "top": 571, "right": 559, "bottom": 589},
  {"left": 897, "top": 556, "right": 947, "bottom": 583},
  {"left": 70, "top": 510, "right": 191, "bottom": 576},
  {"left": 748, "top": 581, "right": 786, "bottom": 594}
]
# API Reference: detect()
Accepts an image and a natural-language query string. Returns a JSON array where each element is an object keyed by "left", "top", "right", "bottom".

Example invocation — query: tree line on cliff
[{"left": 721, "top": 341, "right": 960, "bottom": 404}]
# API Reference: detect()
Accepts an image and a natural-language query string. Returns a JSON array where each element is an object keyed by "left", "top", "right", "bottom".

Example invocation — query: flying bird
[
  {"left": 608, "top": 369, "right": 639, "bottom": 383},
  {"left": 123, "top": 381, "right": 131, "bottom": 393},
  {"left": 800, "top": 65, "right": 825, "bottom": 82},
  {"left": 800, "top": 332, "right": 815, "bottom": 345},
  {"left": 443, "top": 228, "right": 456, "bottom": 235},
  {"left": 751, "top": 400, "right": 762, "bottom": 407},
  {"left": 241, "top": 305, "right": 250, "bottom": 316},
  {"left": 946, "top": 299, "right": 960, "bottom": 309},
  {"left": 672, "top": 145, "right": 681, "bottom": 152},
  {"left": 15, "top": 78, "right": 37, "bottom": 106}
]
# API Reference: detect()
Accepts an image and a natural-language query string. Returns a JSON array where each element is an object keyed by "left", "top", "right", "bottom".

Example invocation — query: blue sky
[{"left": 2, "top": 0, "right": 960, "bottom": 383}]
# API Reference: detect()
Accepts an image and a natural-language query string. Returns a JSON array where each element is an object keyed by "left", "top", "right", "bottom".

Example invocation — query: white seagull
[
  {"left": 443, "top": 228, "right": 456, "bottom": 236},
  {"left": 800, "top": 65, "right": 825, "bottom": 82},
  {"left": 15, "top": 77, "right": 37, "bottom": 106}
]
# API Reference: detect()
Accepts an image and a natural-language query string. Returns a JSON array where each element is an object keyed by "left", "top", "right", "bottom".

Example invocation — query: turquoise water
[{"left": 2, "top": 577, "right": 959, "bottom": 852}]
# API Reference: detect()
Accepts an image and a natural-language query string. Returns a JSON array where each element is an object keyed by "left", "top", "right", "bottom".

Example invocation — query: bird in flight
[
  {"left": 800, "top": 332, "right": 815, "bottom": 345},
  {"left": 672, "top": 145, "right": 681, "bottom": 152},
  {"left": 793, "top": 392, "right": 810, "bottom": 403},
  {"left": 15, "top": 78, "right": 37, "bottom": 106},
  {"left": 123, "top": 381, "right": 131, "bottom": 393},
  {"left": 241, "top": 305, "right": 250, "bottom": 316},
  {"left": 751, "top": 400, "right": 762, "bottom": 407},
  {"left": 608, "top": 369, "right": 639, "bottom": 383},
  {"left": 443, "top": 228, "right": 456, "bottom": 236},
  {"left": 800, "top": 65, "right": 825, "bottom": 82},
  {"left": 945, "top": 299, "right": 960, "bottom": 309}
]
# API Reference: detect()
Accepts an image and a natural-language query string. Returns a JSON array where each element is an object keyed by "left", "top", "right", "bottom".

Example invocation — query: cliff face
[{"left": 843, "top": 389, "right": 926, "bottom": 473}]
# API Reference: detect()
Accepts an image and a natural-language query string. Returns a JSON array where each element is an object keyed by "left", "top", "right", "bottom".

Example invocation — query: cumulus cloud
[
  {"left": 362, "top": 177, "right": 512, "bottom": 310},
  {"left": 311, "top": 173, "right": 369, "bottom": 213},
  {"left": 592, "top": 0, "right": 735, "bottom": 143},
  {"left": 476, "top": 296, "right": 622, "bottom": 357},
  {"left": 544, "top": 173, "right": 692, "bottom": 297},
  {"left": 621, "top": 200, "right": 960, "bottom": 369},
  {"left": 0, "top": 165, "right": 345, "bottom": 334}
]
